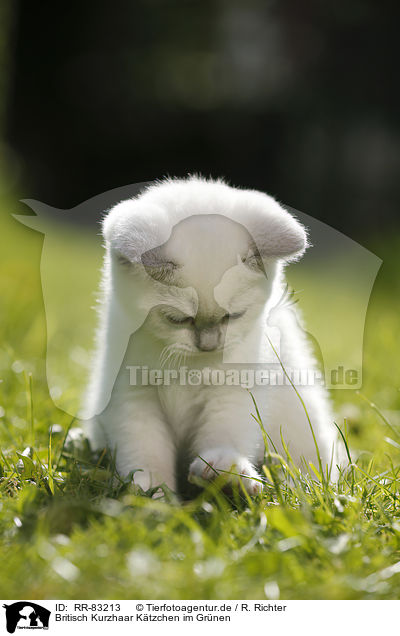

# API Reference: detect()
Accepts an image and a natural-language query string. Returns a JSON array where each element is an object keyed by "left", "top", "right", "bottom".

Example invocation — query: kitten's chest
[{"left": 157, "top": 383, "right": 205, "bottom": 434}]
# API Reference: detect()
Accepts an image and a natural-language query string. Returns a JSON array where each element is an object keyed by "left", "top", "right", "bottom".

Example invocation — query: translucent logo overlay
[{"left": 15, "top": 182, "right": 382, "bottom": 419}]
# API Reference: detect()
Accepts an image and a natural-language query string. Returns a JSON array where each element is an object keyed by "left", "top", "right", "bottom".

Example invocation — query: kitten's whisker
[
  {"left": 160, "top": 344, "right": 176, "bottom": 369},
  {"left": 160, "top": 343, "right": 191, "bottom": 370}
]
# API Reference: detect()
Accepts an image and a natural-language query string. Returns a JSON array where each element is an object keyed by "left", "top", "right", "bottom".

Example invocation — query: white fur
[{"left": 84, "top": 177, "right": 340, "bottom": 494}]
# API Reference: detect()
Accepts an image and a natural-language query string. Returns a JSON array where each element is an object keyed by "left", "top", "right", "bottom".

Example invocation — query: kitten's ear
[
  {"left": 261, "top": 209, "right": 308, "bottom": 261},
  {"left": 102, "top": 198, "right": 170, "bottom": 264},
  {"left": 240, "top": 195, "right": 309, "bottom": 263}
]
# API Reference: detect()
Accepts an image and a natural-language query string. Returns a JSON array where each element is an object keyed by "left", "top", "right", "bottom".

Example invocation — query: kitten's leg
[
  {"left": 188, "top": 390, "right": 264, "bottom": 495},
  {"left": 97, "top": 392, "right": 176, "bottom": 493},
  {"left": 257, "top": 384, "right": 341, "bottom": 479}
]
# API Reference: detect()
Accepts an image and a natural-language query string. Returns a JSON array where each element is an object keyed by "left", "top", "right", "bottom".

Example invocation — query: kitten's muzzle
[{"left": 195, "top": 325, "right": 222, "bottom": 352}]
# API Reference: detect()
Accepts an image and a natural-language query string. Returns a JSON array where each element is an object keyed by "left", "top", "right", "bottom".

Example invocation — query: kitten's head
[{"left": 103, "top": 177, "right": 308, "bottom": 355}]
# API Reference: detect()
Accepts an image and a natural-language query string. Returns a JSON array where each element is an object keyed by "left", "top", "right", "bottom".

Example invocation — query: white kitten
[{"left": 84, "top": 177, "right": 340, "bottom": 494}]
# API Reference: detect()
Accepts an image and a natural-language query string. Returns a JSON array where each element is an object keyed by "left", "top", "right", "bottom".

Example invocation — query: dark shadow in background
[{"left": 5, "top": 0, "right": 400, "bottom": 238}]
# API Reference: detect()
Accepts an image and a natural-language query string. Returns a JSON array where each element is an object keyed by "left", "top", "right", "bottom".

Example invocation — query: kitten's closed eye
[
  {"left": 163, "top": 309, "right": 246, "bottom": 326},
  {"left": 166, "top": 314, "right": 194, "bottom": 325},
  {"left": 223, "top": 310, "right": 247, "bottom": 320}
]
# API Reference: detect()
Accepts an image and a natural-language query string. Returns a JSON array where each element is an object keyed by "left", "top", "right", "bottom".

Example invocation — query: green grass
[{"left": 1, "top": 195, "right": 400, "bottom": 600}]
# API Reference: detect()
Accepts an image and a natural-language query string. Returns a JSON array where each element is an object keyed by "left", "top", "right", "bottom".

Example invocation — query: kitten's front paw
[
  {"left": 129, "top": 469, "right": 176, "bottom": 498},
  {"left": 188, "top": 449, "right": 263, "bottom": 496}
]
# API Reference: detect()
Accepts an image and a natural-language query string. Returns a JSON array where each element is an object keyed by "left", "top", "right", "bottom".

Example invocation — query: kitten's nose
[{"left": 195, "top": 326, "right": 221, "bottom": 351}]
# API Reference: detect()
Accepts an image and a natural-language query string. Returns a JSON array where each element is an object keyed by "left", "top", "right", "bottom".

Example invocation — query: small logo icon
[{"left": 2, "top": 603, "right": 51, "bottom": 634}]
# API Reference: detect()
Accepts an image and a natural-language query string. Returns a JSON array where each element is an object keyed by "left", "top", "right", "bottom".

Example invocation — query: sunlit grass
[{"left": 1, "top": 200, "right": 400, "bottom": 599}]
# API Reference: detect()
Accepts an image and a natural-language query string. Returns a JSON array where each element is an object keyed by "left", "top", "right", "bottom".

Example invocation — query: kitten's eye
[
  {"left": 223, "top": 310, "right": 246, "bottom": 321},
  {"left": 165, "top": 314, "right": 194, "bottom": 325}
]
